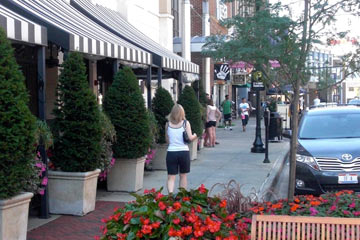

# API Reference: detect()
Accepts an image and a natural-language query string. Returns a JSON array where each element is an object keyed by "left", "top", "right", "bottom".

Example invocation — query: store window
[{"left": 172, "top": 0, "right": 180, "bottom": 37}]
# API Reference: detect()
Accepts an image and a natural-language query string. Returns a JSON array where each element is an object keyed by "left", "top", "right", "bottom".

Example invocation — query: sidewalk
[{"left": 27, "top": 117, "right": 289, "bottom": 239}]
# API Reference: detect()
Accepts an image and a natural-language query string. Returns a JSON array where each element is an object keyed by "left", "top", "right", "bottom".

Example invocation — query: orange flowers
[
  {"left": 310, "top": 200, "right": 321, "bottom": 206},
  {"left": 290, "top": 204, "right": 300, "bottom": 212}
]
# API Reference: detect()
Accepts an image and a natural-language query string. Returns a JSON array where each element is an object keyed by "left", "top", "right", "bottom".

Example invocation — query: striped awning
[
  {"left": 71, "top": 0, "right": 199, "bottom": 74},
  {"left": 3, "top": 0, "right": 151, "bottom": 65},
  {"left": 0, "top": 4, "right": 47, "bottom": 46}
]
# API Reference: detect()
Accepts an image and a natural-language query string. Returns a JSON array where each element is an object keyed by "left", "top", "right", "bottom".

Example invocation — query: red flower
[
  {"left": 112, "top": 212, "right": 121, "bottom": 221},
  {"left": 167, "top": 207, "right": 175, "bottom": 214},
  {"left": 136, "top": 230, "right": 143, "bottom": 238},
  {"left": 196, "top": 205, "right": 202, "bottom": 213},
  {"left": 198, "top": 184, "right": 207, "bottom": 194},
  {"left": 181, "top": 226, "right": 192, "bottom": 236},
  {"left": 144, "top": 189, "right": 150, "bottom": 194},
  {"left": 173, "top": 201, "right": 182, "bottom": 210},
  {"left": 225, "top": 213, "right": 236, "bottom": 222},
  {"left": 140, "top": 217, "right": 150, "bottom": 225},
  {"left": 194, "top": 229, "right": 204, "bottom": 237},
  {"left": 116, "top": 233, "right": 127, "bottom": 240},
  {"left": 219, "top": 199, "right": 227, "bottom": 208},
  {"left": 183, "top": 196, "right": 191, "bottom": 201},
  {"left": 158, "top": 201, "right": 166, "bottom": 211},
  {"left": 123, "top": 211, "right": 133, "bottom": 224},
  {"left": 173, "top": 218, "right": 181, "bottom": 224},
  {"left": 155, "top": 192, "right": 164, "bottom": 201},
  {"left": 141, "top": 224, "right": 152, "bottom": 235},
  {"left": 152, "top": 221, "right": 161, "bottom": 229}
]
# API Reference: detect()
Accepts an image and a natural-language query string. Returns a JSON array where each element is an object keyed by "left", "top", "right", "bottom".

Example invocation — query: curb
[{"left": 258, "top": 143, "right": 289, "bottom": 201}]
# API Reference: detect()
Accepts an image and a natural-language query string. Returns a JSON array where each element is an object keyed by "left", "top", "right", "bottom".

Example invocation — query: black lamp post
[{"left": 251, "top": 71, "right": 265, "bottom": 153}]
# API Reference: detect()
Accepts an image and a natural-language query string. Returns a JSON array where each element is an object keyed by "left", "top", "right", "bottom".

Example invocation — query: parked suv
[{"left": 295, "top": 105, "right": 360, "bottom": 195}]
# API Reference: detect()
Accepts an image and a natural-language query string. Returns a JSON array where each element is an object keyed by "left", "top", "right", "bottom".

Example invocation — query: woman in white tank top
[{"left": 165, "top": 104, "right": 197, "bottom": 193}]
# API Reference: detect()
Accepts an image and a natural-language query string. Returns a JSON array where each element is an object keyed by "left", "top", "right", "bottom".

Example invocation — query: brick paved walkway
[{"left": 27, "top": 201, "right": 124, "bottom": 240}]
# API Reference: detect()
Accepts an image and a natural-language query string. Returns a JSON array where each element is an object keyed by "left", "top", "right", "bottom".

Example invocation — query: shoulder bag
[{"left": 182, "top": 120, "right": 191, "bottom": 144}]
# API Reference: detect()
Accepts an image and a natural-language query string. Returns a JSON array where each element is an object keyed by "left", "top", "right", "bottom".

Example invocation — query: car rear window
[{"left": 299, "top": 113, "right": 360, "bottom": 139}]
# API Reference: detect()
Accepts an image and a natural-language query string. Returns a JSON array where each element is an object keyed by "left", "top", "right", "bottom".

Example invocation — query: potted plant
[
  {"left": 0, "top": 28, "right": 37, "bottom": 240},
  {"left": 144, "top": 110, "right": 159, "bottom": 171},
  {"left": 151, "top": 87, "right": 174, "bottom": 170},
  {"left": 50, "top": 52, "right": 102, "bottom": 216},
  {"left": 178, "top": 86, "right": 202, "bottom": 160},
  {"left": 192, "top": 81, "right": 207, "bottom": 150},
  {"left": 103, "top": 67, "right": 151, "bottom": 192}
]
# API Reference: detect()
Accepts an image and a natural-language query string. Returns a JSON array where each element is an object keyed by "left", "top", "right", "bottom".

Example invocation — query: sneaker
[
  {"left": 224, "top": 126, "right": 228, "bottom": 130},
  {"left": 229, "top": 127, "right": 233, "bottom": 131}
]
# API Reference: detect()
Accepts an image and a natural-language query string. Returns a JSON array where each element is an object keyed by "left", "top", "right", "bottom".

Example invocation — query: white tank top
[{"left": 167, "top": 121, "right": 189, "bottom": 152}]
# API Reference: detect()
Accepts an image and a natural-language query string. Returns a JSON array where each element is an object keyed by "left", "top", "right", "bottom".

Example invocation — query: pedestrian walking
[
  {"left": 239, "top": 98, "right": 250, "bottom": 132},
  {"left": 205, "top": 99, "right": 221, "bottom": 147},
  {"left": 221, "top": 95, "right": 233, "bottom": 130},
  {"left": 165, "top": 104, "right": 197, "bottom": 194}
]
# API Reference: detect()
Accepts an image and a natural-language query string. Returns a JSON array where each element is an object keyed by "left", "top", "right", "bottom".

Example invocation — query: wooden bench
[{"left": 251, "top": 214, "right": 360, "bottom": 240}]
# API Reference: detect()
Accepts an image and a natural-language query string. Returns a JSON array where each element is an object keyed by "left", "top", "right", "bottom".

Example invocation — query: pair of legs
[
  {"left": 224, "top": 114, "right": 232, "bottom": 129},
  {"left": 242, "top": 115, "right": 249, "bottom": 131},
  {"left": 167, "top": 174, "right": 187, "bottom": 193},
  {"left": 166, "top": 151, "right": 190, "bottom": 193},
  {"left": 208, "top": 126, "right": 217, "bottom": 147},
  {"left": 204, "top": 127, "right": 210, "bottom": 146}
]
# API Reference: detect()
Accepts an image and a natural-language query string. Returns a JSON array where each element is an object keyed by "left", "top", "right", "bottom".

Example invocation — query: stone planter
[
  {"left": 151, "top": 144, "right": 168, "bottom": 170},
  {"left": 189, "top": 140, "right": 198, "bottom": 161},
  {"left": 0, "top": 192, "right": 33, "bottom": 240},
  {"left": 199, "top": 138, "right": 204, "bottom": 150},
  {"left": 107, "top": 157, "right": 145, "bottom": 192},
  {"left": 48, "top": 169, "right": 100, "bottom": 216}
]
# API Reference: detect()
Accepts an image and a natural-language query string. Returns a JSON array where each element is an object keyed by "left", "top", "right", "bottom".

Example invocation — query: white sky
[{"left": 270, "top": 0, "right": 360, "bottom": 56}]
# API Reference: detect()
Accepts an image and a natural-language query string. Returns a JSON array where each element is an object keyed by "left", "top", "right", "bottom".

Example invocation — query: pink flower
[
  {"left": 35, "top": 163, "right": 42, "bottom": 168},
  {"left": 38, "top": 189, "right": 45, "bottom": 195},
  {"left": 349, "top": 202, "right": 356, "bottom": 208},
  {"left": 343, "top": 210, "right": 350, "bottom": 215},
  {"left": 330, "top": 205, "right": 337, "bottom": 211},
  {"left": 354, "top": 211, "right": 360, "bottom": 216},
  {"left": 41, "top": 177, "right": 48, "bottom": 186},
  {"left": 37, "top": 151, "right": 41, "bottom": 157},
  {"left": 310, "top": 207, "right": 318, "bottom": 216},
  {"left": 110, "top": 158, "right": 115, "bottom": 166}
]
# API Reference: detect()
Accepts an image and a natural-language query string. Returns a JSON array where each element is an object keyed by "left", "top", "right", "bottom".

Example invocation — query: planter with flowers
[
  {"left": 49, "top": 52, "right": 102, "bottom": 216},
  {"left": 151, "top": 87, "right": 174, "bottom": 170},
  {"left": 103, "top": 67, "right": 151, "bottom": 192},
  {"left": 97, "top": 185, "right": 249, "bottom": 240},
  {"left": 0, "top": 28, "right": 39, "bottom": 240},
  {"left": 178, "top": 86, "right": 202, "bottom": 161}
]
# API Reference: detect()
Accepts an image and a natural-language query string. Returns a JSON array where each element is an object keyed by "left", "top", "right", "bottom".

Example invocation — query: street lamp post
[{"left": 251, "top": 71, "right": 265, "bottom": 153}]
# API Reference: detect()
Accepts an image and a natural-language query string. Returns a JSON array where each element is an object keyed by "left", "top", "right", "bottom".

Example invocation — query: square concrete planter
[
  {"left": 48, "top": 169, "right": 100, "bottom": 216},
  {"left": 0, "top": 192, "right": 33, "bottom": 240},
  {"left": 151, "top": 144, "right": 168, "bottom": 170},
  {"left": 107, "top": 157, "right": 145, "bottom": 192},
  {"left": 189, "top": 140, "right": 198, "bottom": 161}
]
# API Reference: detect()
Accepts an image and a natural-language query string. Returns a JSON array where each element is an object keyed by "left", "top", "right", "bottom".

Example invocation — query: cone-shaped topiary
[
  {"left": 152, "top": 87, "right": 174, "bottom": 144},
  {"left": 0, "top": 28, "right": 37, "bottom": 199},
  {"left": 103, "top": 67, "right": 151, "bottom": 159},
  {"left": 51, "top": 52, "right": 102, "bottom": 172},
  {"left": 192, "top": 80, "right": 208, "bottom": 107},
  {"left": 178, "top": 86, "right": 203, "bottom": 137}
]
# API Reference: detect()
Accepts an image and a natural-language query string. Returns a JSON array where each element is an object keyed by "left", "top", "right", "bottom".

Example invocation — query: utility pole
[{"left": 288, "top": 0, "right": 309, "bottom": 201}]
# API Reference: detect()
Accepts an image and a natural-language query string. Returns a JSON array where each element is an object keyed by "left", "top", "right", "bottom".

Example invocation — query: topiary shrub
[
  {"left": 51, "top": 52, "right": 102, "bottom": 172},
  {"left": 151, "top": 87, "right": 174, "bottom": 144},
  {"left": 178, "top": 86, "right": 203, "bottom": 137},
  {"left": 192, "top": 80, "right": 208, "bottom": 107},
  {"left": 103, "top": 67, "right": 151, "bottom": 159},
  {"left": 0, "top": 28, "right": 37, "bottom": 199}
]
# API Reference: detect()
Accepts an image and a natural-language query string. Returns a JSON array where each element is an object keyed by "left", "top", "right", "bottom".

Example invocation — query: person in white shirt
[
  {"left": 313, "top": 96, "right": 320, "bottom": 106},
  {"left": 165, "top": 104, "right": 197, "bottom": 193},
  {"left": 239, "top": 98, "right": 250, "bottom": 132}
]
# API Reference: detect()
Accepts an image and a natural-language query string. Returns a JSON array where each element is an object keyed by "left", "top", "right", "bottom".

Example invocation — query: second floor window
[{"left": 172, "top": 0, "right": 179, "bottom": 37}]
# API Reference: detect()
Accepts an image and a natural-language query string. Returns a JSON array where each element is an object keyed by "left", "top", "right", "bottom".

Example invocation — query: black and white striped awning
[
  {"left": 0, "top": 4, "right": 47, "bottom": 46},
  {"left": 3, "top": 0, "right": 151, "bottom": 65},
  {"left": 71, "top": 0, "right": 199, "bottom": 74}
]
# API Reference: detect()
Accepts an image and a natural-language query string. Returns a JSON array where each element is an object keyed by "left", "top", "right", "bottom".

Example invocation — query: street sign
[
  {"left": 214, "top": 63, "right": 230, "bottom": 81},
  {"left": 251, "top": 81, "right": 265, "bottom": 91}
]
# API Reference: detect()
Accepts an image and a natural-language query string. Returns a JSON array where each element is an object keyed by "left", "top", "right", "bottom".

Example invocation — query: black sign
[
  {"left": 251, "top": 81, "right": 265, "bottom": 91},
  {"left": 214, "top": 63, "right": 230, "bottom": 81}
]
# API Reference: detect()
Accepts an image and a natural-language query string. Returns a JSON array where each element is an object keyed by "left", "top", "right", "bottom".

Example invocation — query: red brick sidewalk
[{"left": 27, "top": 201, "right": 124, "bottom": 240}]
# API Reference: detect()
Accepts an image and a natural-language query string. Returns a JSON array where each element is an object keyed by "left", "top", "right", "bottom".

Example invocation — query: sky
[{"left": 270, "top": 0, "right": 360, "bottom": 56}]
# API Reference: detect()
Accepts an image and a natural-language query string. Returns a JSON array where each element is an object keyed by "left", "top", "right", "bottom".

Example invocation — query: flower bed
[{"left": 97, "top": 186, "right": 360, "bottom": 240}]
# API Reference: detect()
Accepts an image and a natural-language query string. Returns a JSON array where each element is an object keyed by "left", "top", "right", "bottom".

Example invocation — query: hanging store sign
[
  {"left": 251, "top": 81, "right": 265, "bottom": 91},
  {"left": 232, "top": 75, "right": 246, "bottom": 85},
  {"left": 214, "top": 63, "right": 230, "bottom": 81}
]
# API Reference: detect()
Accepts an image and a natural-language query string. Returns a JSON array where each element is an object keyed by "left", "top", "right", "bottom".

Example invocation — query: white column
[
  {"left": 202, "top": 0, "right": 211, "bottom": 94},
  {"left": 159, "top": 0, "right": 174, "bottom": 51},
  {"left": 181, "top": 0, "right": 191, "bottom": 61}
]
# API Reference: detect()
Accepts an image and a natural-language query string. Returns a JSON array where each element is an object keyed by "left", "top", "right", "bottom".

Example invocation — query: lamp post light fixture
[{"left": 251, "top": 70, "right": 265, "bottom": 153}]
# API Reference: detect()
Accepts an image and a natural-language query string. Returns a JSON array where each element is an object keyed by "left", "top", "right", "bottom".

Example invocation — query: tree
[
  {"left": 178, "top": 86, "right": 203, "bottom": 137},
  {"left": 103, "top": 67, "right": 151, "bottom": 159},
  {"left": 52, "top": 52, "right": 102, "bottom": 172},
  {"left": 152, "top": 87, "right": 174, "bottom": 144},
  {"left": 204, "top": 0, "right": 360, "bottom": 200},
  {"left": 0, "top": 28, "right": 37, "bottom": 199}
]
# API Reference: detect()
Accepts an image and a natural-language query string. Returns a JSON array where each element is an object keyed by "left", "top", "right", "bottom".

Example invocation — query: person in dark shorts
[
  {"left": 221, "top": 95, "right": 233, "bottom": 130},
  {"left": 165, "top": 104, "right": 197, "bottom": 193},
  {"left": 206, "top": 99, "right": 221, "bottom": 147}
]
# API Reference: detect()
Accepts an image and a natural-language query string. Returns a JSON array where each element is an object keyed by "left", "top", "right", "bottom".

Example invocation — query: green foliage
[
  {"left": 0, "top": 28, "right": 37, "bottom": 199},
  {"left": 178, "top": 86, "right": 203, "bottom": 137},
  {"left": 103, "top": 67, "right": 151, "bottom": 159},
  {"left": 99, "top": 110, "right": 116, "bottom": 172},
  {"left": 191, "top": 80, "right": 208, "bottom": 107},
  {"left": 35, "top": 120, "right": 53, "bottom": 150},
  {"left": 147, "top": 110, "right": 159, "bottom": 147},
  {"left": 151, "top": 87, "right": 174, "bottom": 144},
  {"left": 52, "top": 52, "right": 102, "bottom": 172}
]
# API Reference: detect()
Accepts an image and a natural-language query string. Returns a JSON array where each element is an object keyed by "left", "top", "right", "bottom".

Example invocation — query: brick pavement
[{"left": 27, "top": 201, "right": 124, "bottom": 240}]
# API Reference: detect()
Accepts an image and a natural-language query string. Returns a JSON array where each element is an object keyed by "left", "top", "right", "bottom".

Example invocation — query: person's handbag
[{"left": 182, "top": 120, "right": 191, "bottom": 144}]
